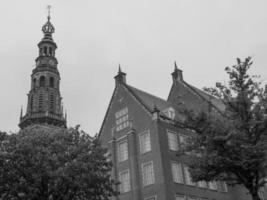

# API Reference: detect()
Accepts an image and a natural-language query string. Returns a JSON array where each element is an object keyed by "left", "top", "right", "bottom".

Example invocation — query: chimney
[
  {"left": 114, "top": 65, "right": 126, "bottom": 85},
  {"left": 171, "top": 61, "right": 183, "bottom": 83}
]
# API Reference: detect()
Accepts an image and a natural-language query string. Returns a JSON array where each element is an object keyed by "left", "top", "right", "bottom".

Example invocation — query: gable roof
[
  {"left": 185, "top": 83, "right": 225, "bottom": 112},
  {"left": 125, "top": 84, "right": 173, "bottom": 113}
]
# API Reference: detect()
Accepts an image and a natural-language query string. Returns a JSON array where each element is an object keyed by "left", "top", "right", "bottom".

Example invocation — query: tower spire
[
  {"left": 114, "top": 64, "right": 126, "bottom": 85},
  {"left": 171, "top": 61, "right": 183, "bottom": 83},
  {"left": 19, "top": 10, "right": 66, "bottom": 129}
]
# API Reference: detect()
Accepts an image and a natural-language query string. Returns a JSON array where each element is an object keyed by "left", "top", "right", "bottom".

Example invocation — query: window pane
[
  {"left": 140, "top": 131, "right": 151, "bottom": 154},
  {"left": 171, "top": 162, "right": 184, "bottom": 183},
  {"left": 119, "top": 170, "right": 131, "bottom": 193},
  {"left": 142, "top": 162, "right": 155, "bottom": 186},
  {"left": 167, "top": 131, "right": 178, "bottom": 151},
  {"left": 179, "top": 134, "right": 188, "bottom": 146},
  {"left": 117, "top": 140, "right": 128, "bottom": 162},
  {"left": 183, "top": 165, "right": 195, "bottom": 186},
  {"left": 197, "top": 181, "right": 208, "bottom": 188},
  {"left": 208, "top": 181, "right": 218, "bottom": 190},
  {"left": 217, "top": 181, "right": 228, "bottom": 192}
]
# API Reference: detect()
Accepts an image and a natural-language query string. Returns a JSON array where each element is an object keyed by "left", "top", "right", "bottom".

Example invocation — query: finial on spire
[
  {"left": 171, "top": 61, "right": 183, "bottom": 82},
  {"left": 115, "top": 64, "right": 126, "bottom": 85},
  {"left": 47, "top": 5, "right": 52, "bottom": 20},
  {"left": 20, "top": 105, "right": 23, "bottom": 119},
  {"left": 118, "top": 64, "right": 122, "bottom": 73},
  {"left": 174, "top": 61, "right": 178, "bottom": 70},
  {"left": 42, "top": 5, "right": 55, "bottom": 36}
]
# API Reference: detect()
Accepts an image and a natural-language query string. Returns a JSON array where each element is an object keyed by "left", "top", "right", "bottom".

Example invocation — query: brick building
[{"left": 99, "top": 65, "right": 267, "bottom": 200}]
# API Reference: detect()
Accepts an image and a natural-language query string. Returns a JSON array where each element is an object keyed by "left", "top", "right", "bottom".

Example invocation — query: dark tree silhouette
[
  {"left": 0, "top": 126, "right": 117, "bottom": 200},
  {"left": 182, "top": 57, "right": 267, "bottom": 200}
]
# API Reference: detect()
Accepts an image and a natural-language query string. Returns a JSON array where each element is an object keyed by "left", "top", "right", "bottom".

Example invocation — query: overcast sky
[{"left": 0, "top": 0, "right": 266, "bottom": 134}]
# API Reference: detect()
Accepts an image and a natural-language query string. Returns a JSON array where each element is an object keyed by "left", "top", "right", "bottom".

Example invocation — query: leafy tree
[
  {"left": 0, "top": 125, "right": 117, "bottom": 200},
  {"left": 181, "top": 57, "right": 267, "bottom": 200}
]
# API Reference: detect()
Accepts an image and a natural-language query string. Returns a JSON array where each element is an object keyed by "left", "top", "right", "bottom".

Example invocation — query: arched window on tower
[
  {"left": 44, "top": 46, "right": 47, "bottom": 55},
  {"left": 49, "top": 47, "right": 52, "bottom": 56},
  {"left": 49, "top": 77, "right": 54, "bottom": 88},
  {"left": 40, "top": 76, "right": 45, "bottom": 87}
]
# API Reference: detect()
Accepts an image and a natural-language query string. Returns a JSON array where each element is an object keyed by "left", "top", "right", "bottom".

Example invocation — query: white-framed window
[
  {"left": 171, "top": 162, "right": 184, "bottom": 183},
  {"left": 139, "top": 130, "right": 151, "bottom": 154},
  {"left": 178, "top": 134, "right": 188, "bottom": 146},
  {"left": 167, "top": 130, "right": 179, "bottom": 151},
  {"left": 115, "top": 107, "right": 129, "bottom": 131},
  {"left": 217, "top": 181, "right": 228, "bottom": 192},
  {"left": 119, "top": 169, "right": 131, "bottom": 193},
  {"left": 144, "top": 196, "right": 157, "bottom": 200},
  {"left": 208, "top": 181, "right": 218, "bottom": 190},
  {"left": 197, "top": 181, "right": 208, "bottom": 188},
  {"left": 117, "top": 140, "right": 128, "bottom": 162},
  {"left": 175, "top": 194, "right": 186, "bottom": 200},
  {"left": 163, "top": 107, "right": 176, "bottom": 119},
  {"left": 142, "top": 161, "right": 155, "bottom": 186},
  {"left": 183, "top": 165, "right": 195, "bottom": 186}
]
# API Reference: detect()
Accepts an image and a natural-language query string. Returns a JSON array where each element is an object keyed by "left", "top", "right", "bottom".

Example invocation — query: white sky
[{"left": 0, "top": 0, "right": 266, "bottom": 135}]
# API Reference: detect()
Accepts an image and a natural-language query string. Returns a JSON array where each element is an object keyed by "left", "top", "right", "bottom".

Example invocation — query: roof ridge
[
  {"left": 126, "top": 84, "right": 169, "bottom": 103},
  {"left": 181, "top": 81, "right": 225, "bottom": 115},
  {"left": 124, "top": 84, "right": 153, "bottom": 113}
]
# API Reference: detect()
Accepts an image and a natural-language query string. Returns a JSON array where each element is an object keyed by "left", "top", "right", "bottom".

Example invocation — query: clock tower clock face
[{"left": 48, "top": 59, "right": 55, "bottom": 66}]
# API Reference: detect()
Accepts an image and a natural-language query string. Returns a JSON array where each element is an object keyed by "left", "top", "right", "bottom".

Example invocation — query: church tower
[{"left": 19, "top": 9, "right": 66, "bottom": 129}]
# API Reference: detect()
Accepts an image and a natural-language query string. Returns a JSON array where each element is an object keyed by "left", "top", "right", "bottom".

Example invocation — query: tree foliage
[
  {"left": 0, "top": 126, "right": 117, "bottom": 200},
  {"left": 182, "top": 57, "right": 267, "bottom": 200}
]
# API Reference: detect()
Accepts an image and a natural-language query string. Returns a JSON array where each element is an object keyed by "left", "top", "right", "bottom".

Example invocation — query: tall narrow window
[
  {"left": 171, "top": 162, "right": 184, "bottom": 183},
  {"left": 178, "top": 134, "right": 188, "bottom": 147},
  {"left": 167, "top": 131, "right": 178, "bottom": 151},
  {"left": 119, "top": 170, "right": 131, "bottom": 193},
  {"left": 44, "top": 46, "right": 47, "bottom": 55},
  {"left": 117, "top": 140, "right": 128, "bottom": 162},
  {"left": 33, "top": 78, "right": 36, "bottom": 89},
  {"left": 40, "top": 76, "right": 45, "bottom": 87},
  {"left": 142, "top": 161, "right": 155, "bottom": 186},
  {"left": 49, "top": 77, "right": 54, "bottom": 87},
  {"left": 139, "top": 130, "right": 151, "bottom": 154},
  {"left": 38, "top": 93, "right": 44, "bottom": 110},
  {"left": 30, "top": 96, "right": 34, "bottom": 111},
  {"left": 49, "top": 47, "right": 52, "bottom": 56},
  {"left": 183, "top": 165, "right": 195, "bottom": 186},
  {"left": 49, "top": 94, "right": 54, "bottom": 111}
]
